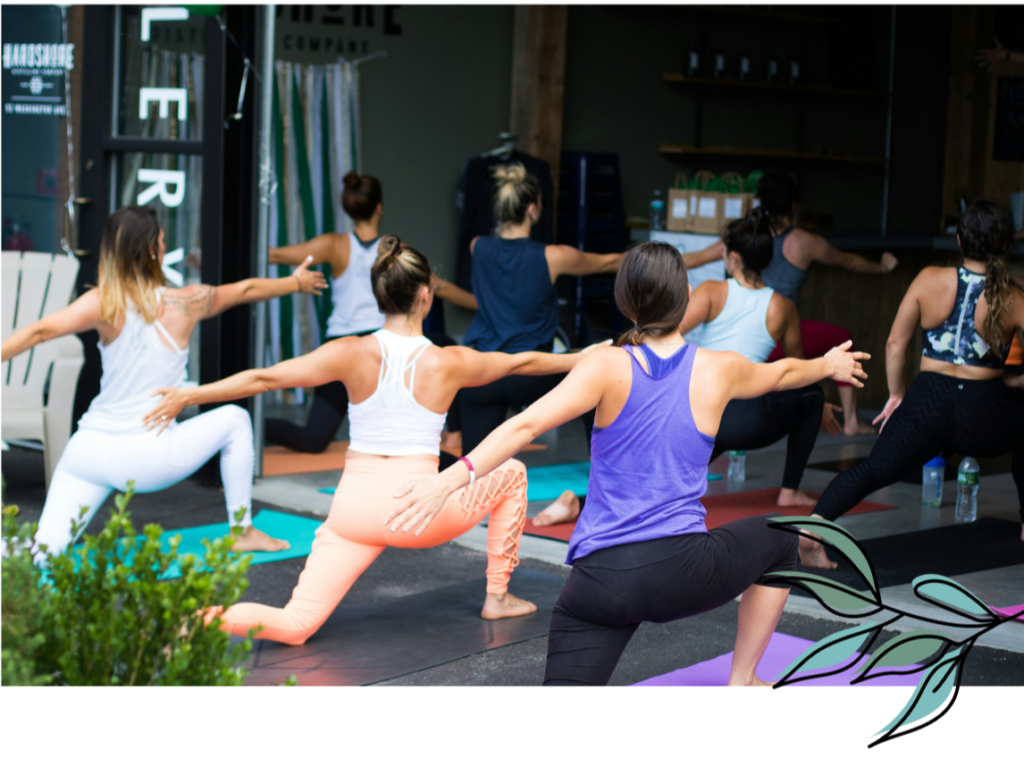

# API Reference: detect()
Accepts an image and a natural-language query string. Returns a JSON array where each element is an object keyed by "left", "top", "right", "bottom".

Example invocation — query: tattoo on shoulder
[{"left": 164, "top": 285, "right": 215, "bottom": 317}]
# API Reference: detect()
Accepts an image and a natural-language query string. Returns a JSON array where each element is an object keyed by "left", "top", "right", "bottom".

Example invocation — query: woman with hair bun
[
  {"left": 266, "top": 171, "right": 475, "bottom": 455},
  {"left": 145, "top": 235, "right": 600, "bottom": 643},
  {"left": 1, "top": 206, "right": 328, "bottom": 558},
  {"left": 680, "top": 208, "right": 839, "bottom": 512},
  {"left": 802, "top": 199, "right": 1024, "bottom": 567},
  {"left": 462, "top": 162, "right": 625, "bottom": 527}
]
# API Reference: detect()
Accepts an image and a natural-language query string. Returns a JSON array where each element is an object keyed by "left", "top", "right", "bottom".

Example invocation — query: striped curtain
[{"left": 267, "top": 61, "right": 362, "bottom": 403}]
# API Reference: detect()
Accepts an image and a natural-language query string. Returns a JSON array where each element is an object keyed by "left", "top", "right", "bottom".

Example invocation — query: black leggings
[
  {"left": 460, "top": 372, "right": 595, "bottom": 455},
  {"left": 813, "top": 372, "right": 1024, "bottom": 522},
  {"left": 544, "top": 514, "right": 798, "bottom": 685},
  {"left": 265, "top": 332, "right": 462, "bottom": 459},
  {"left": 711, "top": 385, "right": 824, "bottom": 491}
]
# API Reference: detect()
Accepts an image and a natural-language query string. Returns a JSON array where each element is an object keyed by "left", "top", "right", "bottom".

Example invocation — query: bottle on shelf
[
  {"left": 739, "top": 53, "right": 750, "bottom": 82},
  {"left": 728, "top": 451, "right": 746, "bottom": 483},
  {"left": 789, "top": 59, "right": 800, "bottom": 86},
  {"left": 650, "top": 190, "right": 665, "bottom": 232},
  {"left": 954, "top": 457, "right": 980, "bottom": 523},
  {"left": 766, "top": 56, "right": 778, "bottom": 84},
  {"left": 688, "top": 49, "right": 700, "bottom": 78},
  {"left": 714, "top": 50, "right": 726, "bottom": 80},
  {"left": 921, "top": 456, "right": 945, "bottom": 508}
]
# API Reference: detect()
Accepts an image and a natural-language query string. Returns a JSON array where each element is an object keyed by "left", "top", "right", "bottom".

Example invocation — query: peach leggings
[{"left": 215, "top": 456, "right": 528, "bottom": 646}]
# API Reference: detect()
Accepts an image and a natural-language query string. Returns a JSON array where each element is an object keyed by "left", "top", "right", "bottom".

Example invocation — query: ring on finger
[{"left": 161, "top": 414, "right": 167, "bottom": 421}]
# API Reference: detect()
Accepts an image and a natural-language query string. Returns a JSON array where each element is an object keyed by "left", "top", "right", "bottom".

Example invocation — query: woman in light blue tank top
[
  {"left": 391, "top": 241, "right": 870, "bottom": 685},
  {"left": 682, "top": 210, "right": 837, "bottom": 507}
]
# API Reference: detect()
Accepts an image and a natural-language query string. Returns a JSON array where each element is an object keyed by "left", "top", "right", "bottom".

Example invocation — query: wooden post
[{"left": 509, "top": 6, "right": 568, "bottom": 227}]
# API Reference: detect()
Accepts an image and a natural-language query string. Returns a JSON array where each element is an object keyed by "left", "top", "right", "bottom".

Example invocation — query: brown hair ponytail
[
  {"left": 341, "top": 171, "right": 383, "bottom": 221},
  {"left": 371, "top": 234, "right": 433, "bottom": 315},
  {"left": 614, "top": 242, "right": 689, "bottom": 346},
  {"left": 97, "top": 206, "right": 165, "bottom": 326},
  {"left": 956, "top": 200, "right": 1022, "bottom": 345}
]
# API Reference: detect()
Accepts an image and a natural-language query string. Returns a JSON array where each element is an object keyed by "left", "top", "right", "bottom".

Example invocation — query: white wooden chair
[{"left": 2, "top": 251, "right": 85, "bottom": 487}]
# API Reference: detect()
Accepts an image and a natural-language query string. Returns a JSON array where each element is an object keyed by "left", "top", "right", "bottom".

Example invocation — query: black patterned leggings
[{"left": 812, "top": 372, "right": 1024, "bottom": 522}]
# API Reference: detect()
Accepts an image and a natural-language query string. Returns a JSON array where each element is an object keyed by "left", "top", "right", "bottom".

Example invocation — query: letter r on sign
[{"left": 137, "top": 169, "right": 186, "bottom": 208}]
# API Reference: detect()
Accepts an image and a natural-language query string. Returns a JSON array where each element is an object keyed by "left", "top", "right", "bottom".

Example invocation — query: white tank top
[
  {"left": 78, "top": 289, "right": 190, "bottom": 434},
  {"left": 698, "top": 279, "right": 778, "bottom": 363},
  {"left": 325, "top": 232, "right": 386, "bottom": 338},
  {"left": 347, "top": 329, "right": 447, "bottom": 457}
]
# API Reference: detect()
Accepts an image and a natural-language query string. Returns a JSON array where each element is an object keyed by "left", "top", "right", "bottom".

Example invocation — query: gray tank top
[{"left": 760, "top": 227, "right": 808, "bottom": 308}]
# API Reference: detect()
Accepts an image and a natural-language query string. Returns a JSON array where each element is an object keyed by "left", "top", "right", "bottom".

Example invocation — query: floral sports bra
[{"left": 921, "top": 267, "right": 1011, "bottom": 369}]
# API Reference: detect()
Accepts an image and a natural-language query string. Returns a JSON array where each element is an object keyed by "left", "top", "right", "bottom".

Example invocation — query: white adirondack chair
[{"left": 2, "top": 251, "right": 85, "bottom": 487}]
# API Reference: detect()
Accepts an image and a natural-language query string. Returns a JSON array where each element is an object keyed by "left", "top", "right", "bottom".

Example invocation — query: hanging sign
[{"left": 2, "top": 42, "right": 73, "bottom": 116}]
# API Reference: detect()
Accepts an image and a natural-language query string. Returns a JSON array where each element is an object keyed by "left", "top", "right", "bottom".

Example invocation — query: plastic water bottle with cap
[
  {"left": 954, "top": 457, "right": 979, "bottom": 523},
  {"left": 728, "top": 451, "right": 746, "bottom": 483},
  {"left": 921, "top": 456, "right": 945, "bottom": 508},
  {"left": 650, "top": 190, "right": 665, "bottom": 232}
]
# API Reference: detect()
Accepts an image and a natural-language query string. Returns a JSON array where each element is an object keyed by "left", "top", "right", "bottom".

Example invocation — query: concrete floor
[{"left": 4, "top": 405, "right": 1022, "bottom": 685}]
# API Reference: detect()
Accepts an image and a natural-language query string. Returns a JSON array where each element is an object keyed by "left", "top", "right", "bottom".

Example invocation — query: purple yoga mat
[
  {"left": 992, "top": 604, "right": 1024, "bottom": 623},
  {"left": 633, "top": 632, "right": 924, "bottom": 687}
]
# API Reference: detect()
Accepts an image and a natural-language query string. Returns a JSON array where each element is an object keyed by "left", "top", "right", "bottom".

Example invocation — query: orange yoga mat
[
  {"left": 262, "top": 440, "right": 547, "bottom": 477},
  {"left": 521, "top": 487, "right": 897, "bottom": 543}
]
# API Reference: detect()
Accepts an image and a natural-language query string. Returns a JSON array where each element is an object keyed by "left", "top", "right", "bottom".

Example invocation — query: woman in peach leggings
[{"left": 146, "top": 236, "right": 592, "bottom": 645}]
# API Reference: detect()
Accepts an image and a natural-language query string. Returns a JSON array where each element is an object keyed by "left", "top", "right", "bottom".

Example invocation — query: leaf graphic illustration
[
  {"left": 912, "top": 575, "right": 996, "bottom": 621},
  {"left": 763, "top": 570, "right": 881, "bottom": 615},
  {"left": 768, "top": 516, "right": 878, "bottom": 597},
  {"left": 870, "top": 647, "right": 963, "bottom": 748},
  {"left": 854, "top": 630, "right": 950, "bottom": 682},
  {"left": 775, "top": 620, "right": 887, "bottom": 686}
]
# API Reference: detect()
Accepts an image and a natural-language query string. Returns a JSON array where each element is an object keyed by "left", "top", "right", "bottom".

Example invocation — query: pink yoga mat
[
  {"left": 992, "top": 604, "right": 1024, "bottom": 623},
  {"left": 633, "top": 632, "right": 924, "bottom": 687}
]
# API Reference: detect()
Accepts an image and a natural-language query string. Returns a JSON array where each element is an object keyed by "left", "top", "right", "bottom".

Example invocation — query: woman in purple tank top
[{"left": 389, "top": 241, "right": 870, "bottom": 686}]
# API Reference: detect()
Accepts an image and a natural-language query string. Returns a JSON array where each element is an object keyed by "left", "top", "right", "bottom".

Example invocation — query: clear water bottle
[
  {"left": 650, "top": 190, "right": 665, "bottom": 232},
  {"left": 728, "top": 451, "right": 746, "bottom": 483},
  {"left": 954, "top": 457, "right": 979, "bottom": 523},
  {"left": 921, "top": 456, "right": 944, "bottom": 508}
]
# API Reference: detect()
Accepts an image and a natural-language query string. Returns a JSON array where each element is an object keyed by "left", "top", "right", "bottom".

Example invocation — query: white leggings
[{"left": 35, "top": 404, "right": 255, "bottom": 558}]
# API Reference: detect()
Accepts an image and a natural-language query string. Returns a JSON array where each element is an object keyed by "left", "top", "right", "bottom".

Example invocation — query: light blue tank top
[{"left": 698, "top": 280, "right": 778, "bottom": 363}]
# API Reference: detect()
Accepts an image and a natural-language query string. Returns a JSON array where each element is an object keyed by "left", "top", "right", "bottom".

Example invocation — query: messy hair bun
[
  {"left": 492, "top": 161, "right": 541, "bottom": 229},
  {"left": 371, "top": 235, "right": 433, "bottom": 315},
  {"left": 723, "top": 206, "right": 774, "bottom": 277},
  {"left": 341, "top": 171, "right": 382, "bottom": 222}
]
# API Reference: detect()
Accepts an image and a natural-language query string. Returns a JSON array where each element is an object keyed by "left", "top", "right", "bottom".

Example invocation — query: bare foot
[
  {"left": 799, "top": 531, "right": 837, "bottom": 569},
  {"left": 231, "top": 526, "right": 291, "bottom": 553},
  {"left": 777, "top": 488, "right": 818, "bottom": 508},
  {"left": 843, "top": 419, "right": 877, "bottom": 436},
  {"left": 532, "top": 490, "right": 581, "bottom": 527},
  {"left": 727, "top": 674, "right": 775, "bottom": 686},
  {"left": 481, "top": 592, "right": 537, "bottom": 620}
]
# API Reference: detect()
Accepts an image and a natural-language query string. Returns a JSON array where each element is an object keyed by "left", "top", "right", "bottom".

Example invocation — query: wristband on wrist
[
  {"left": 459, "top": 456, "right": 475, "bottom": 487},
  {"left": 291, "top": 273, "right": 301, "bottom": 292}
]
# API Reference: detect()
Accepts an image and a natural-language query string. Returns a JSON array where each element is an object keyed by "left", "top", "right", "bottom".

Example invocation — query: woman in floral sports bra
[{"left": 802, "top": 199, "right": 1024, "bottom": 567}]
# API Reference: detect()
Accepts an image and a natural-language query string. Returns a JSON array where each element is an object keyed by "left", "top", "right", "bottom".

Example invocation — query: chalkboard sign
[{"left": 993, "top": 76, "right": 1024, "bottom": 162}]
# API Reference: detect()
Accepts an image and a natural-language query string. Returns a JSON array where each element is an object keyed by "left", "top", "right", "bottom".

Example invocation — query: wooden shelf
[
  {"left": 638, "top": 3, "right": 839, "bottom": 25},
  {"left": 662, "top": 73, "right": 888, "bottom": 100},
  {"left": 659, "top": 144, "right": 886, "bottom": 165}
]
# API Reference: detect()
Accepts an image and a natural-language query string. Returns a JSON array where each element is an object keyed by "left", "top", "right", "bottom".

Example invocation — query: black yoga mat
[
  {"left": 241, "top": 568, "right": 566, "bottom": 686},
  {"left": 794, "top": 518, "right": 1024, "bottom": 597},
  {"left": 808, "top": 452, "right": 1014, "bottom": 484}
]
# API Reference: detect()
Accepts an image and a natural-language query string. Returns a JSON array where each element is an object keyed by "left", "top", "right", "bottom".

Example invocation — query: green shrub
[{"left": 2, "top": 484, "right": 258, "bottom": 686}]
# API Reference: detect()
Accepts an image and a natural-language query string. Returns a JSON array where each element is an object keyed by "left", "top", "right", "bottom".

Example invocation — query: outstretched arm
[
  {"left": 681, "top": 239, "right": 725, "bottom": 270},
  {"left": 444, "top": 340, "right": 607, "bottom": 389},
  {"left": 431, "top": 274, "right": 478, "bottom": 310},
  {"left": 724, "top": 340, "right": 868, "bottom": 401},
  {"left": 269, "top": 232, "right": 347, "bottom": 273},
  {"left": 1, "top": 289, "right": 102, "bottom": 361},
  {"left": 546, "top": 245, "right": 624, "bottom": 279},
  {"left": 142, "top": 338, "right": 353, "bottom": 434},
  {"left": 385, "top": 349, "right": 611, "bottom": 535},
  {"left": 805, "top": 233, "right": 897, "bottom": 274}
]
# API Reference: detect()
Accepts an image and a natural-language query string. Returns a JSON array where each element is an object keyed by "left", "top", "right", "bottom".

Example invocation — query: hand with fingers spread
[
  {"left": 385, "top": 465, "right": 466, "bottom": 537},
  {"left": 976, "top": 37, "right": 1011, "bottom": 71},
  {"left": 872, "top": 395, "right": 903, "bottom": 433},
  {"left": 293, "top": 255, "right": 328, "bottom": 295},
  {"left": 820, "top": 402, "right": 843, "bottom": 435},
  {"left": 143, "top": 387, "right": 194, "bottom": 435},
  {"left": 823, "top": 340, "right": 870, "bottom": 387},
  {"left": 879, "top": 251, "right": 898, "bottom": 273}
]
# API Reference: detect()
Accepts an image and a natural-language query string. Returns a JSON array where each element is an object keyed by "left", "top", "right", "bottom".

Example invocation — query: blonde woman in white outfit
[
  {"left": 0, "top": 205, "right": 326, "bottom": 558},
  {"left": 266, "top": 171, "right": 476, "bottom": 455}
]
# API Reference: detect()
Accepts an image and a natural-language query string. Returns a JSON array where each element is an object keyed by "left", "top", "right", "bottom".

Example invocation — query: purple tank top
[{"left": 566, "top": 342, "right": 715, "bottom": 564}]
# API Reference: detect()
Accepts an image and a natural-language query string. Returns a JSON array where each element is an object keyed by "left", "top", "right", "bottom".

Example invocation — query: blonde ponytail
[{"left": 491, "top": 161, "right": 541, "bottom": 229}]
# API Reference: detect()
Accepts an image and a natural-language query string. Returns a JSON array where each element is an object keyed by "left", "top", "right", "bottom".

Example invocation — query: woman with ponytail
[
  {"left": 461, "top": 162, "right": 625, "bottom": 526},
  {"left": 679, "top": 209, "right": 840, "bottom": 512},
  {"left": 144, "top": 235, "right": 599, "bottom": 643},
  {"left": 803, "top": 199, "right": 1024, "bottom": 567},
  {"left": 266, "top": 171, "right": 475, "bottom": 455}
]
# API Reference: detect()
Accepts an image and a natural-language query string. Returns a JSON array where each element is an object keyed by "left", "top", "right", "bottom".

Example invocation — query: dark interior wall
[{"left": 560, "top": 5, "right": 950, "bottom": 236}]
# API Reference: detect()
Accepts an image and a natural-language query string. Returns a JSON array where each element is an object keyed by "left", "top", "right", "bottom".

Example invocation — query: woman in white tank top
[
  {"left": 1, "top": 206, "right": 326, "bottom": 559},
  {"left": 265, "top": 172, "right": 478, "bottom": 456},
  {"left": 146, "top": 235, "right": 600, "bottom": 644},
  {"left": 679, "top": 210, "right": 840, "bottom": 510}
]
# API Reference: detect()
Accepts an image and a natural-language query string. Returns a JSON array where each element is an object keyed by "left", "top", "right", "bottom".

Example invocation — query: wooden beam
[{"left": 509, "top": 6, "right": 568, "bottom": 222}]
